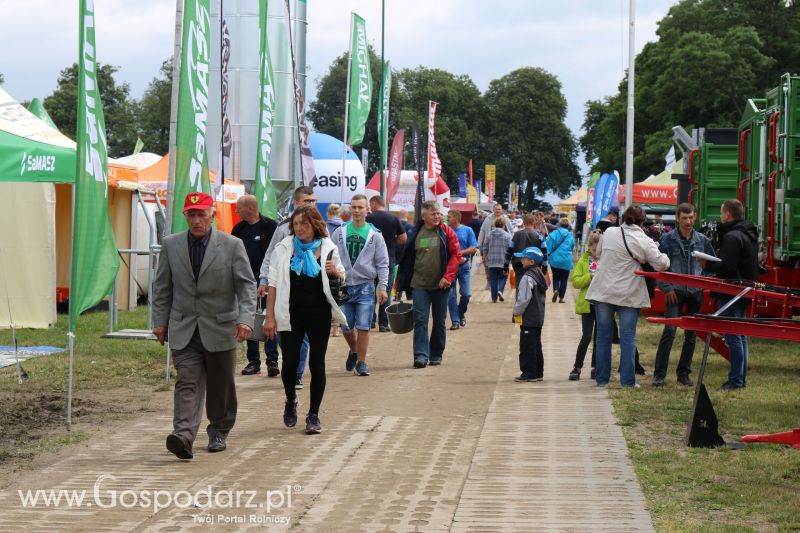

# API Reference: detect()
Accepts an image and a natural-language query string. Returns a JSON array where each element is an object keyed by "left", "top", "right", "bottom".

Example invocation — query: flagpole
[
  {"left": 166, "top": 0, "right": 184, "bottom": 236},
  {"left": 340, "top": 12, "right": 354, "bottom": 204},
  {"left": 379, "top": 0, "right": 386, "bottom": 199},
  {"left": 425, "top": 101, "right": 431, "bottom": 186},
  {"left": 624, "top": 0, "right": 635, "bottom": 210}
]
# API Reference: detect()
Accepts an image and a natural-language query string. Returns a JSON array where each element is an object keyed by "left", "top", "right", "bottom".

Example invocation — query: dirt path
[{"left": 0, "top": 270, "right": 654, "bottom": 532}]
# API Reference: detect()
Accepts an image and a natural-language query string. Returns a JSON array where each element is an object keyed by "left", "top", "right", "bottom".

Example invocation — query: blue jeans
[
  {"left": 551, "top": 267, "right": 570, "bottom": 299},
  {"left": 377, "top": 261, "right": 396, "bottom": 328},
  {"left": 488, "top": 267, "right": 507, "bottom": 302},
  {"left": 341, "top": 282, "right": 377, "bottom": 332},
  {"left": 595, "top": 303, "right": 639, "bottom": 386},
  {"left": 412, "top": 287, "right": 449, "bottom": 363},
  {"left": 448, "top": 262, "right": 472, "bottom": 325},
  {"left": 717, "top": 295, "right": 749, "bottom": 387}
]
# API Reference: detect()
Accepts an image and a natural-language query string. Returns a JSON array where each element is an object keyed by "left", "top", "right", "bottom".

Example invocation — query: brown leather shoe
[{"left": 166, "top": 434, "right": 193, "bottom": 460}]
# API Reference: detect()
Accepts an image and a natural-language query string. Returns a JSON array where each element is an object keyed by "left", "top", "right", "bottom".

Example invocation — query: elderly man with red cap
[{"left": 152, "top": 192, "right": 256, "bottom": 460}]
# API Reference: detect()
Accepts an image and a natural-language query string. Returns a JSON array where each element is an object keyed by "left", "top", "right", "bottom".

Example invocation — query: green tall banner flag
[
  {"left": 172, "top": 0, "right": 212, "bottom": 233},
  {"left": 254, "top": 0, "right": 278, "bottom": 219},
  {"left": 347, "top": 13, "right": 372, "bottom": 146},
  {"left": 69, "top": 0, "right": 120, "bottom": 331},
  {"left": 377, "top": 60, "right": 391, "bottom": 172}
]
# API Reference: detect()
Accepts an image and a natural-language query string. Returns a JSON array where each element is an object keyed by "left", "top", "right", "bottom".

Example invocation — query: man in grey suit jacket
[{"left": 153, "top": 192, "right": 256, "bottom": 460}]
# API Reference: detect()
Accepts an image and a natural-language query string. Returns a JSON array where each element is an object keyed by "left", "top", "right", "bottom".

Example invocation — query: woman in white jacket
[
  {"left": 264, "top": 206, "right": 347, "bottom": 434},
  {"left": 586, "top": 205, "right": 669, "bottom": 388}
]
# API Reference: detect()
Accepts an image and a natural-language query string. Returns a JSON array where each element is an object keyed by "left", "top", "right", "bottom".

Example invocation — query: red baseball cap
[{"left": 182, "top": 192, "right": 214, "bottom": 212}]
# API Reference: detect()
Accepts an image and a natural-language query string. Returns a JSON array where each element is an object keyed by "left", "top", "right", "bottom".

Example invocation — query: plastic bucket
[{"left": 386, "top": 302, "right": 414, "bottom": 334}]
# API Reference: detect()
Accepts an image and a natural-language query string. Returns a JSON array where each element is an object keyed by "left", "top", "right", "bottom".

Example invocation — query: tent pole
[{"left": 67, "top": 332, "right": 75, "bottom": 432}]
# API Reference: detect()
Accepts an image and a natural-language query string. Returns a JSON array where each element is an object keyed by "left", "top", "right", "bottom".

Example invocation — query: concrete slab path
[{"left": 0, "top": 270, "right": 654, "bottom": 532}]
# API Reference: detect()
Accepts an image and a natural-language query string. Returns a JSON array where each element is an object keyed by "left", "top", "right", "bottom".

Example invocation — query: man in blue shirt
[{"left": 447, "top": 210, "right": 478, "bottom": 329}]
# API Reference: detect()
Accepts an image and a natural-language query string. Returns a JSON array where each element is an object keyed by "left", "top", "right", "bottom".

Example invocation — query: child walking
[
  {"left": 512, "top": 247, "right": 549, "bottom": 382},
  {"left": 569, "top": 230, "right": 601, "bottom": 380}
]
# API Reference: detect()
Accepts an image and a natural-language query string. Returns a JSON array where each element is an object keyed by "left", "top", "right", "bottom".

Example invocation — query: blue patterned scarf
[{"left": 291, "top": 237, "right": 322, "bottom": 277}]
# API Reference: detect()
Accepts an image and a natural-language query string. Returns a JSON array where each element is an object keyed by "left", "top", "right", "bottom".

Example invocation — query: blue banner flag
[
  {"left": 592, "top": 172, "right": 619, "bottom": 227},
  {"left": 458, "top": 173, "right": 467, "bottom": 198}
]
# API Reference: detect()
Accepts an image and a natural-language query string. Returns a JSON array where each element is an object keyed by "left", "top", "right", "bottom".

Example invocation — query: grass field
[
  {"left": 610, "top": 317, "right": 800, "bottom": 532},
  {"left": 0, "top": 307, "right": 174, "bottom": 468}
]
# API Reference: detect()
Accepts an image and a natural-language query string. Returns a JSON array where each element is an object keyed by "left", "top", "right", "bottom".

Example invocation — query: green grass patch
[
  {"left": 610, "top": 318, "right": 800, "bottom": 532},
  {"left": 0, "top": 307, "right": 181, "bottom": 471}
]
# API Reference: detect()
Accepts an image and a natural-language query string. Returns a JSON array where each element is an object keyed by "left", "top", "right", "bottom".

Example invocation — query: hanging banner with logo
[
  {"left": 411, "top": 122, "right": 425, "bottom": 221},
  {"left": 284, "top": 0, "right": 315, "bottom": 185},
  {"left": 458, "top": 173, "right": 467, "bottom": 198},
  {"left": 468, "top": 159, "right": 473, "bottom": 185},
  {"left": 216, "top": 0, "right": 231, "bottom": 197},
  {"left": 466, "top": 183, "right": 478, "bottom": 205},
  {"left": 254, "top": 0, "right": 278, "bottom": 219},
  {"left": 172, "top": 0, "right": 212, "bottom": 233},
  {"left": 386, "top": 129, "right": 404, "bottom": 204},
  {"left": 474, "top": 179, "right": 481, "bottom": 203},
  {"left": 377, "top": 60, "right": 391, "bottom": 179},
  {"left": 591, "top": 171, "right": 619, "bottom": 227},
  {"left": 69, "top": 0, "right": 120, "bottom": 331},
  {"left": 347, "top": 13, "right": 372, "bottom": 146},
  {"left": 427, "top": 101, "right": 442, "bottom": 183},
  {"left": 509, "top": 181, "right": 518, "bottom": 211},
  {"left": 485, "top": 164, "right": 496, "bottom": 203}
]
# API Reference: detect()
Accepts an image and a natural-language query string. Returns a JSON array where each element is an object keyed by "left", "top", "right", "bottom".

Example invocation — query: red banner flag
[
  {"left": 386, "top": 129, "right": 405, "bottom": 204},
  {"left": 427, "top": 101, "right": 442, "bottom": 183},
  {"left": 468, "top": 159, "right": 473, "bottom": 185}
]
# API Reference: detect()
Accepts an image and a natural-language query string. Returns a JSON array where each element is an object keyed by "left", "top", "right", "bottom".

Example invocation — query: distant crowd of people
[{"left": 152, "top": 187, "right": 757, "bottom": 461}]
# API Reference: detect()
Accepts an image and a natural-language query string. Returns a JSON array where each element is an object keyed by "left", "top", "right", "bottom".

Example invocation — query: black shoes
[
  {"left": 266, "top": 361, "right": 280, "bottom": 377},
  {"left": 497, "top": 293, "right": 505, "bottom": 302},
  {"left": 677, "top": 375, "right": 693, "bottom": 386},
  {"left": 652, "top": 376, "right": 665, "bottom": 387},
  {"left": 450, "top": 323, "right": 460, "bottom": 330},
  {"left": 514, "top": 374, "right": 535, "bottom": 382},
  {"left": 284, "top": 398, "right": 299, "bottom": 427},
  {"left": 305, "top": 413, "right": 322, "bottom": 434},
  {"left": 208, "top": 434, "right": 226, "bottom": 453},
  {"left": 241, "top": 363, "right": 261, "bottom": 375},
  {"left": 378, "top": 325, "right": 390, "bottom": 332},
  {"left": 569, "top": 367, "right": 581, "bottom": 381},
  {"left": 719, "top": 382, "right": 744, "bottom": 391},
  {"left": 166, "top": 434, "right": 193, "bottom": 460},
  {"left": 413, "top": 358, "right": 428, "bottom": 368},
  {"left": 295, "top": 377, "right": 304, "bottom": 390},
  {"left": 551, "top": 292, "right": 558, "bottom": 303},
  {"left": 460, "top": 318, "right": 466, "bottom": 327}
]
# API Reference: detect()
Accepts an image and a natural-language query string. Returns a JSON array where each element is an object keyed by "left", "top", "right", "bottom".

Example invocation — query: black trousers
[
  {"left": 653, "top": 291, "right": 702, "bottom": 379},
  {"left": 519, "top": 326, "right": 544, "bottom": 379},
  {"left": 280, "top": 306, "right": 332, "bottom": 414},
  {"left": 573, "top": 306, "right": 597, "bottom": 369}
]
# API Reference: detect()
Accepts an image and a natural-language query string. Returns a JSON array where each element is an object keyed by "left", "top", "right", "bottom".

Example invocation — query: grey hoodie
[{"left": 331, "top": 223, "right": 390, "bottom": 291}]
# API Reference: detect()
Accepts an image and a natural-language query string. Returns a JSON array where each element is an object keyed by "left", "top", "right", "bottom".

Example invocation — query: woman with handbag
[
  {"left": 263, "top": 206, "right": 347, "bottom": 434},
  {"left": 545, "top": 218, "right": 575, "bottom": 303},
  {"left": 585, "top": 205, "right": 669, "bottom": 388}
]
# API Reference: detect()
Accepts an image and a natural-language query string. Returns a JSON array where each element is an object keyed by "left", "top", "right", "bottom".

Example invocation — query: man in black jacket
[
  {"left": 697, "top": 199, "right": 759, "bottom": 390},
  {"left": 232, "top": 194, "right": 278, "bottom": 376}
]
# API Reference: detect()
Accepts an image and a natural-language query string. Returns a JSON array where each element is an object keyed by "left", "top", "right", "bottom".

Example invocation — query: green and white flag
[
  {"left": 377, "top": 60, "right": 391, "bottom": 175},
  {"left": 69, "top": 0, "right": 120, "bottom": 331},
  {"left": 347, "top": 13, "right": 371, "bottom": 146},
  {"left": 172, "top": 0, "right": 212, "bottom": 233},
  {"left": 133, "top": 137, "right": 144, "bottom": 154},
  {"left": 254, "top": 0, "right": 278, "bottom": 219}
]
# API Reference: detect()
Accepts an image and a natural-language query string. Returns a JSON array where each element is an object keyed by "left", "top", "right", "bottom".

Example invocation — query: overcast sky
[{"left": 1, "top": 0, "right": 678, "bottom": 192}]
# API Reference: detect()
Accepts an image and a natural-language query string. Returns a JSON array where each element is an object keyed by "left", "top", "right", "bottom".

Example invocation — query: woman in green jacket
[{"left": 569, "top": 231, "right": 601, "bottom": 380}]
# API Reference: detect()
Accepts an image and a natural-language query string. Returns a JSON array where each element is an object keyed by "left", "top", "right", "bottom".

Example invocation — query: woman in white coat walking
[
  {"left": 586, "top": 205, "right": 669, "bottom": 388},
  {"left": 264, "top": 206, "right": 347, "bottom": 434}
]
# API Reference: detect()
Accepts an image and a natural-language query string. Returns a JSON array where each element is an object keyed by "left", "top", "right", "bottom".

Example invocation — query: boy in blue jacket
[{"left": 512, "top": 247, "right": 549, "bottom": 382}]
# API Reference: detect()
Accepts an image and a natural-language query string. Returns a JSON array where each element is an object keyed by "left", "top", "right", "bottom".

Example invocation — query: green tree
[
  {"left": 307, "top": 45, "right": 392, "bottom": 177},
  {"left": 392, "top": 67, "right": 487, "bottom": 189},
  {"left": 484, "top": 67, "right": 580, "bottom": 208},
  {"left": 0, "top": 73, "right": 4, "bottom": 84},
  {"left": 135, "top": 58, "right": 173, "bottom": 155},
  {"left": 43, "top": 63, "right": 138, "bottom": 158},
  {"left": 581, "top": 0, "right": 788, "bottom": 179}
]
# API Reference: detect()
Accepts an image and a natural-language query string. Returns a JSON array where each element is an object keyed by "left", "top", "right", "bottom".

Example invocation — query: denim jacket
[{"left": 657, "top": 228, "right": 715, "bottom": 295}]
